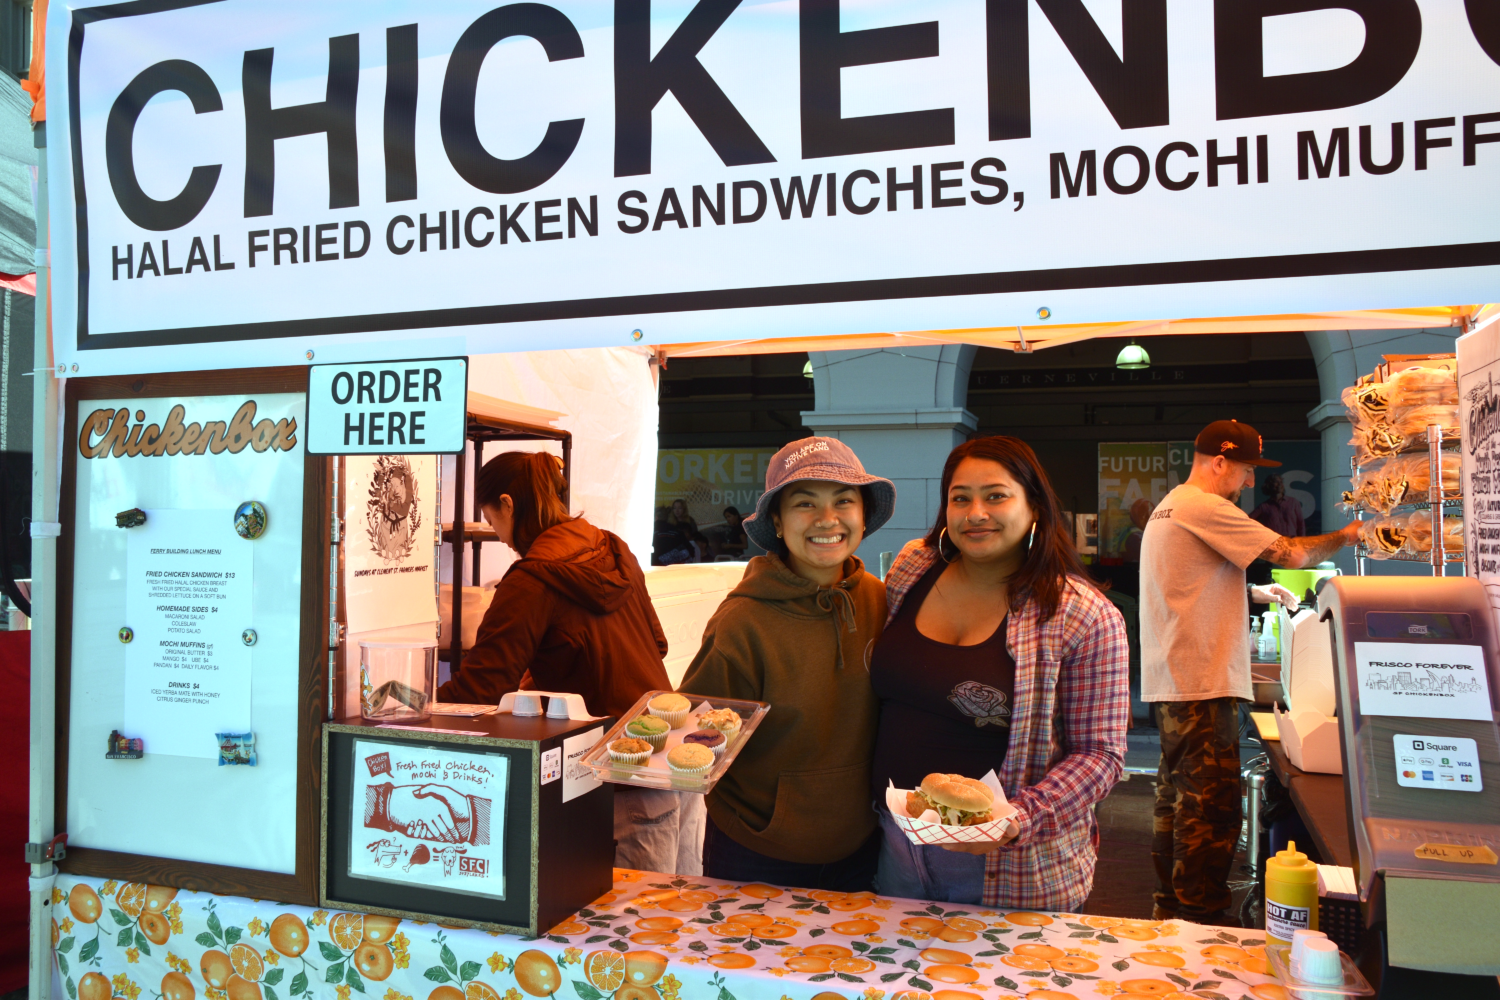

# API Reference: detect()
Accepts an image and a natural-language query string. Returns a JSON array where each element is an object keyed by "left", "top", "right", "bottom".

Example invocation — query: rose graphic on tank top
[{"left": 948, "top": 680, "right": 1011, "bottom": 727}]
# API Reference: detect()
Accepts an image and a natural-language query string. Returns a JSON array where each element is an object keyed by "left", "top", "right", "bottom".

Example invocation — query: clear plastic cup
[{"left": 359, "top": 640, "right": 437, "bottom": 721}]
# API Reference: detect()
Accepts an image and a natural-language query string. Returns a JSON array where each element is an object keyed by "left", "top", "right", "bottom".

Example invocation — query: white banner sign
[
  {"left": 350, "top": 738, "right": 509, "bottom": 899},
  {"left": 50, "top": 0, "right": 1500, "bottom": 375}
]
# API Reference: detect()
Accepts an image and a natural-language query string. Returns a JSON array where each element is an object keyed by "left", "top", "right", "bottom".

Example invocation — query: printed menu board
[
  {"left": 66, "top": 390, "right": 307, "bottom": 875},
  {"left": 348, "top": 739, "right": 509, "bottom": 899},
  {"left": 124, "top": 510, "right": 253, "bottom": 757}
]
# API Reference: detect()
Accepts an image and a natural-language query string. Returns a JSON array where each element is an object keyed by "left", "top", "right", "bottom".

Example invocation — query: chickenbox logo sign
[
  {"left": 364, "top": 751, "right": 391, "bottom": 778},
  {"left": 50, "top": 0, "right": 1500, "bottom": 376},
  {"left": 350, "top": 739, "right": 509, "bottom": 899}
]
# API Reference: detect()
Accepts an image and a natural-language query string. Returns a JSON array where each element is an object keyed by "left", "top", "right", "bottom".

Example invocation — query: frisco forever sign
[{"left": 49, "top": 0, "right": 1500, "bottom": 374}]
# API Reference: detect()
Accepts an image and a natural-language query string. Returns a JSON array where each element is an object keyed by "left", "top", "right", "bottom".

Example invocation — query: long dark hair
[
  {"left": 923, "top": 436, "right": 1091, "bottom": 622},
  {"left": 475, "top": 451, "right": 572, "bottom": 555}
]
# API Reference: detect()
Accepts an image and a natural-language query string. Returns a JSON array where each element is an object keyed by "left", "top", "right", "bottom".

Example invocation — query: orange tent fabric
[{"left": 20, "top": 0, "right": 44, "bottom": 121}]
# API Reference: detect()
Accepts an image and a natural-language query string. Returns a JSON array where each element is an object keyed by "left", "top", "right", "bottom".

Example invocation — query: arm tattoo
[
  {"left": 1262, "top": 537, "right": 1293, "bottom": 566},
  {"left": 1260, "top": 531, "right": 1346, "bottom": 568}
]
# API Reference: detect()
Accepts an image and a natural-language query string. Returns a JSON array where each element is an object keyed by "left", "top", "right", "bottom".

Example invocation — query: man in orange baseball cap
[{"left": 1139, "top": 420, "right": 1359, "bottom": 925}]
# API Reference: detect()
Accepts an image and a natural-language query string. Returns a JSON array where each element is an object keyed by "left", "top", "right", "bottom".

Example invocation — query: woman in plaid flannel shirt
[{"left": 871, "top": 437, "right": 1129, "bottom": 910}]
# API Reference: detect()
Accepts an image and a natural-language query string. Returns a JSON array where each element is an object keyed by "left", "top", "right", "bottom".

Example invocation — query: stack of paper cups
[{"left": 1291, "top": 932, "right": 1342, "bottom": 985}]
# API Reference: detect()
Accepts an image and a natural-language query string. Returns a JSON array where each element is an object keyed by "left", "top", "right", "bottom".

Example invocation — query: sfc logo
[{"left": 458, "top": 856, "right": 489, "bottom": 877}]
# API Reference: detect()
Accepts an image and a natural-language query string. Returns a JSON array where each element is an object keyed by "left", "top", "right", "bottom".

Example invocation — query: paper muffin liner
[
  {"left": 667, "top": 758, "right": 714, "bottom": 775},
  {"left": 712, "top": 723, "right": 741, "bottom": 744},
  {"left": 647, "top": 706, "right": 691, "bottom": 729},
  {"left": 627, "top": 729, "right": 668, "bottom": 753},
  {"left": 607, "top": 746, "right": 653, "bottom": 766},
  {"left": 683, "top": 736, "right": 728, "bottom": 757}
]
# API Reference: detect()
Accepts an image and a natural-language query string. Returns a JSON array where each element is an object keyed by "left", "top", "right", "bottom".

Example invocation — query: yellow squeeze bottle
[{"left": 1264, "top": 840, "right": 1319, "bottom": 946}]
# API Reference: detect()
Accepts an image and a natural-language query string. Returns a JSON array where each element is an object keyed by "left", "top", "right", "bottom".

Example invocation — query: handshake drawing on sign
[{"left": 363, "top": 782, "right": 492, "bottom": 845}]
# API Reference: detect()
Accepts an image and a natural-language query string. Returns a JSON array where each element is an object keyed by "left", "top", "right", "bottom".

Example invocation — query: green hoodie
[{"left": 679, "top": 553, "right": 885, "bottom": 864}]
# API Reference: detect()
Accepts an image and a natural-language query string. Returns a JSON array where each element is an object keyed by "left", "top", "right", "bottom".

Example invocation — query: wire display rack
[{"left": 1351, "top": 424, "right": 1464, "bottom": 577}]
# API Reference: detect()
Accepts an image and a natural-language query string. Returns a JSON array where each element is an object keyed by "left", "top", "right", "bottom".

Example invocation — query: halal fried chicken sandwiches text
[{"left": 905, "top": 773, "right": 996, "bottom": 826}]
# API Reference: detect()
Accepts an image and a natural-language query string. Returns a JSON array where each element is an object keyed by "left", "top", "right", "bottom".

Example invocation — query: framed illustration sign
[
  {"left": 322, "top": 715, "right": 613, "bottom": 936},
  {"left": 346, "top": 738, "right": 509, "bottom": 900},
  {"left": 56, "top": 367, "right": 329, "bottom": 904}
]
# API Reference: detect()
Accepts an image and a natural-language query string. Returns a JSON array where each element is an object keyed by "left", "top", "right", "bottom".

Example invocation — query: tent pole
[{"left": 28, "top": 120, "right": 57, "bottom": 1000}]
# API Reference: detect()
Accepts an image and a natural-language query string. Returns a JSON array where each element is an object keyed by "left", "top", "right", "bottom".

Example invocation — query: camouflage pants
[{"left": 1152, "top": 698, "right": 1242, "bottom": 919}]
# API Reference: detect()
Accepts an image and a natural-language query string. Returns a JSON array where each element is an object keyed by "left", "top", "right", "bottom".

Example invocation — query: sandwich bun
[{"left": 919, "top": 773, "right": 994, "bottom": 813}]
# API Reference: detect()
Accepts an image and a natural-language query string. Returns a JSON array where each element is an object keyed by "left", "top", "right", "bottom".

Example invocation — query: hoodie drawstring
[{"left": 816, "top": 586, "right": 858, "bottom": 669}]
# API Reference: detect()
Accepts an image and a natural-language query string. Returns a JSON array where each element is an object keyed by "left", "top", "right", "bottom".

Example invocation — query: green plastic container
[{"left": 1271, "top": 565, "right": 1340, "bottom": 606}]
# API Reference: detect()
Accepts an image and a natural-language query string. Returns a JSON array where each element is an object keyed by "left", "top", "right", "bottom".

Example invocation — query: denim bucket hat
[{"left": 743, "top": 437, "right": 896, "bottom": 551}]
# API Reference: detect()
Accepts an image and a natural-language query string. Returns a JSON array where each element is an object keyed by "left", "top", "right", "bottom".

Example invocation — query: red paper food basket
[{"left": 884, "top": 776, "right": 1018, "bottom": 846}]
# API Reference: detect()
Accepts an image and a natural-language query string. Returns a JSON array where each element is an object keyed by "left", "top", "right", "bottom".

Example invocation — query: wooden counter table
[{"left": 1264, "top": 738, "right": 1354, "bottom": 869}]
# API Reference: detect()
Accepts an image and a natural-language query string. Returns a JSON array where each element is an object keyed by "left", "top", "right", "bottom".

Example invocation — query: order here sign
[{"left": 306, "top": 358, "right": 468, "bottom": 455}]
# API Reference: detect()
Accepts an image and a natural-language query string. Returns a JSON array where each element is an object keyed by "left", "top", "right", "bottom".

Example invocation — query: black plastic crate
[{"left": 1320, "top": 895, "right": 1363, "bottom": 955}]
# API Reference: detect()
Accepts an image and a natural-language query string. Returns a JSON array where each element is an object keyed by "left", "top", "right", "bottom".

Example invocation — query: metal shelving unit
[{"left": 444, "top": 407, "right": 571, "bottom": 672}]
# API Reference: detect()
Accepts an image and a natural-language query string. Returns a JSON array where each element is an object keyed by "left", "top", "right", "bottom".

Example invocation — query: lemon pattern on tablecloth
[{"left": 50, "top": 872, "right": 1281, "bottom": 1000}]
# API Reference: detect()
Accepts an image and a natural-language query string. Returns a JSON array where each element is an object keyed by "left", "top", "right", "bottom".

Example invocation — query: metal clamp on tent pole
[{"left": 25, "top": 833, "right": 67, "bottom": 864}]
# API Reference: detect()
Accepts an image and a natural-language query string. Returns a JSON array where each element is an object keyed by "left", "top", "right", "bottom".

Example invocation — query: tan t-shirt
[{"left": 1140, "top": 483, "right": 1279, "bottom": 702}]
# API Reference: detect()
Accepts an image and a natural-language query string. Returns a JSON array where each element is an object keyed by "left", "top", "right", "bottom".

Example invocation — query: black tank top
[{"left": 871, "top": 559, "right": 1016, "bottom": 797}]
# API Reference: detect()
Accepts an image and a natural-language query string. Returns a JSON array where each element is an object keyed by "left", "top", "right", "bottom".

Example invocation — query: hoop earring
[
  {"left": 938, "top": 527, "right": 960, "bottom": 563},
  {"left": 1027, "top": 521, "right": 1037, "bottom": 551}
]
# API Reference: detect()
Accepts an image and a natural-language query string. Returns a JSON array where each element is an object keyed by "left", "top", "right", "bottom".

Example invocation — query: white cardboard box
[{"left": 1274, "top": 702, "right": 1343, "bottom": 774}]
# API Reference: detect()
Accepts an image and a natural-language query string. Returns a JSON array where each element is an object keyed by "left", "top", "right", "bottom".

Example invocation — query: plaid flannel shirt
[{"left": 884, "top": 540, "right": 1129, "bottom": 911}]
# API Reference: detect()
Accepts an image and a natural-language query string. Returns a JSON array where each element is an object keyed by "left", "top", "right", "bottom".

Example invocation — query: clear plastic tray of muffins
[{"left": 579, "top": 690, "right": 770, "bottom": 793}]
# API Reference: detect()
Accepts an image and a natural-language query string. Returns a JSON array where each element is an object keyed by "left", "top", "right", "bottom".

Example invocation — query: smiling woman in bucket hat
[
  {"left": 743, "top": 437, "right": 896, "bottom": 553},
  {"left": 680, "top": 437, "right": 895, "bottom": 889}
]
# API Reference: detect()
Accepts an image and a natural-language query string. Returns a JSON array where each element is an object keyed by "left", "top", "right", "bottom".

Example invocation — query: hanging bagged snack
[
  {"left": 1351, "top": 422, "right": 1406, "bottom": 464},
  {"left": 1342, "top": 379, "right": 1396, "bottom": 464},
  {"left": 1342, "top": 460, "right": 1387, "bottom": 511},
  {"left": 1359, "top": 514, "right": 1409, "bottom": 559},
  {"left": 1397, "top": 452, "right": 1462, "bottom": 500},
  {"left": 1389, "top": 401, "right": 1460, "bottom": 442},
  {"left": 1403, "top": 516, "right": 1464, "bottom": 556},
  {"left": 1386, "top": 366, "right": 1458, "bottom": 408},
  {"left": 1383, "top": 365, "right": 1459, "bottom": 445},
  {"left": 1342, "top": 380, "right": 1392, "bottom": 426}
]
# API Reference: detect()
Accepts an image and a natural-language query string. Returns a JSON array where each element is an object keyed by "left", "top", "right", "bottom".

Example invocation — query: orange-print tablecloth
[{"left": 50, "top": 870, "right": 1291, "bottom": 1000}]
